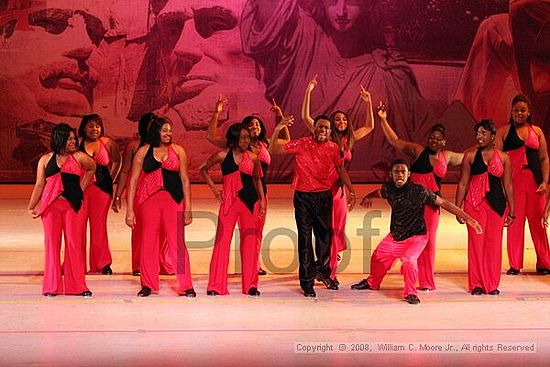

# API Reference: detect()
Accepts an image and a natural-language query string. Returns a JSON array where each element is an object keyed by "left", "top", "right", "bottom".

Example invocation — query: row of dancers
[{"left": 27, "top": 82, "right": 550, "bottom": 303}]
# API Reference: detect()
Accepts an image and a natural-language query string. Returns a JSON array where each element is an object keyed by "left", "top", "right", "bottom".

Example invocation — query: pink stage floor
[{"left": 1, "top": 185, "right": 550, "bottom": 366}]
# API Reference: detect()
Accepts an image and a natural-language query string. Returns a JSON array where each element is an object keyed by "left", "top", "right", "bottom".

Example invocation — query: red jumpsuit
[
  {"left": 135, "top": 145, "right": 193, "bottom": 293},
  {"left": 503, "top": 124, "right": 550, "bottom": 270},
  {"left": 465, "top": 148, "right": 507, "bottom": 292},
  {"left": 207, "top": 150, "right": 260, "bottom": 295},
  {"left": 328, "top": 150, "right": 352, "bottom": 281},
  {"left": 39, "top": 153, "right": 89, "bottom": 295},
  {"left": 410, "top": 148, "right": 448, "bottom": 290},
  {"left": 81, "top": 140, "right": 113, "bottom": 272}
]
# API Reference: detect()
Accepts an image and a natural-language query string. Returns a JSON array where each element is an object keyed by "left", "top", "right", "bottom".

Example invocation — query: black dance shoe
[
  {"left": 137, "top": 286, "right": 151, "bottom": 297},
  {"left": 258, "top": 268, "right": 267, "bottom": 276},
  {"left": 332, "top": 277, "right": 340, "bottom": 287},
  {"left": 316, "top": 274, "right": 338, "bottom": 290},
  {"left": 488, "top": 289, "right": 500, "bottom": 295},
  {"left": 180, "top": 289, "right": 196, "bottom": 298},
  {"left": 536, "top": 268, "right": 550, "bottom": 275},
  {"left": 132, "top": 270, "right": 141, "bottom": 276},
  {"left": 506, "top": 268, "right": 520, "bottom": 275},
  {"left": 207, "top": 290, "right": 220, "bottom": 296},
  {"left": 248, "top": 287, "right": 261, "bottom": 297},
  {"left": 101, "top": 265, "right": 113, "bottom": 275},
  {"left": 43, "top": 293, "right": 57, "bottom": 298},
  {"left": 405, "top": 295, "right": 421, "bottom": 304},
  {"left": 80, "top": 290, "right": 93, "bottom": 298},
  {"left": 303, "top": 288, "right": 316, "bottom": 298},
  {"left": 471, "top": 287, "right": 484, "bottom": 295},
  {"left": 351, "top": 279, "right": 372, "bottom": 290}
]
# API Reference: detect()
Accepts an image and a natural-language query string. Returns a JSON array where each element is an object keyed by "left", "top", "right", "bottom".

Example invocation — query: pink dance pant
[
  {"left": 82, "top": 185, "right": 112, "bottom": 272},
  {"left": 131, "top": 222, "right": 175, "bottom": 274},
  {"left": 507, "top": 169, "right": 550, "bottom": 270},
  {"left": 465, "top": 200, "right": 505, "bottom": 292},
  {"left": 417, "top": 204, "right": 440, "bottom": 290},
  {"left": 137, "top": 190, "right": 193, "bottom": 292},
  {"left": 208, "top": 199, "right": 259, "bottom": 295},
  {"left": 41, "top": 198, "right": 89, "bottom": 294},
  {"left": 366, "top": 233, "right": 428, "bottom": 296},
  {"left": 330, "top": 188, "right": 347, "bottom": 279}
]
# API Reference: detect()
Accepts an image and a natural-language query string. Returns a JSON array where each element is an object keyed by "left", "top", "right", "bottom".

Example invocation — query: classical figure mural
[{"left": 3, "top": 0, "right": 545, "bottom": 183}]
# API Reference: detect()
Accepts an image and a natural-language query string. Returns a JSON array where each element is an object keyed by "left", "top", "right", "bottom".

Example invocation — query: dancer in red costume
[
  {"left": 112, "top": 113, "right": 175, "bottom": 276},
  {"left": 495, "top": 95, "right": 550, "bottom": 275},
  {"left": 301, "top": 76, "right": 374, "bottom": 286},
  {"left": 126, "top": 116, "right": 195, "bottom": 297},
  {"left": 28, "top": 124, "right": 96, "bottom": 297},
  {"left": 201, "top": 123, "right": 267, "bottom": 296},
  {"left": 271, "top": 115, "right": 356, "bottom": 297},
  {"left": 78, "top": 114, "right": 121, "bottom": 274},
  {"left": 378, "top": 103, "right": 464, "bottom": 292},
  {"left": 352, "top": 160, "right": 481, "bottom": 304},
  {"left": 207, "top": 96, "right": 290, "bottom": 276},
  {"left": 456, "top": 119, "right": 515, "bottom": 295}
]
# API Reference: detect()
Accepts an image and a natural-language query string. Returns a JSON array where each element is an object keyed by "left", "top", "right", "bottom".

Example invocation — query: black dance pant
[{"left": 293, "top": 190, "right": 333, "bottom": 290}]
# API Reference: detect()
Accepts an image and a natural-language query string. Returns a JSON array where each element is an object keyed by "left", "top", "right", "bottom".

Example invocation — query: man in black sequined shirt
[{"left": 351, "top": 159, "right": 481, "bottom": 304}]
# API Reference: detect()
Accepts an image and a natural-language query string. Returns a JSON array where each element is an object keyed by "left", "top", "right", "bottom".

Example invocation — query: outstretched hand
[
  {"left": 467, "top": 218, "right": 483, "bottom": 235},
  {"left": 271, "top": 99, "right": 284, "bottom": 118},
  {"left": 278, "top": 115, "right": 295, "bottom": 129},
  {"left": 214, "top": 95, "right": 228, "bottom": 113},
  {"left": 360, "top": 85, "right": 371, "bottom": 104},
  {"left": 306, "top": 75, "right": 318, "bottom": 92},
  {"left": 376, "top": 101, "right": 387, "bottom": 120}
]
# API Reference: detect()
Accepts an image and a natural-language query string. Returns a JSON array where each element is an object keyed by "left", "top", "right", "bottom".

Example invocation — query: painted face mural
[{"left": 1, "top": 0, "right": 546, "bottom": 183}]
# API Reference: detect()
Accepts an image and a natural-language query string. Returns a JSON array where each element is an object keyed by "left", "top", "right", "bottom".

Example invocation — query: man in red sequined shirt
[{"left": 271, "top": 115, "right": 356, "bottom": 297}]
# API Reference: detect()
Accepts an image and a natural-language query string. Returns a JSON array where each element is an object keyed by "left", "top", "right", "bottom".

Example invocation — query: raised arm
[
  {"left": 175, "top": 144, "right": 193, "bottom": 225},
  {"left": 353, "top": 86, "right": 375, "bottom": 141},
  {"left": 377, "top": 102, "right": 423, "bottom": 158},
  {"left": 270, "top": 99, "right": 290, "bottom": 143},
  {"left": 269, "top": 116, "right": 295, "bottom": 155},
  {"left": 27, "top": 154, "right": 49, "bottom": 218},
  {"left": 301, "top": 76, "right": 317, "bottom": 132},
  {"left": 199, "top": 150, "right": 226, "bottom": 202},
  {"left": 207, "top": 95, "right": 229, "bottom": 149},
  {"left": 112, "top": 140, "right": 138, "bottom": 213}
]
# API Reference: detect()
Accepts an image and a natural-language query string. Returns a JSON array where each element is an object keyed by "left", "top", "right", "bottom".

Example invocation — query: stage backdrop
[{"left": 1, "top": 0, "right": 548, "bottom": 183}]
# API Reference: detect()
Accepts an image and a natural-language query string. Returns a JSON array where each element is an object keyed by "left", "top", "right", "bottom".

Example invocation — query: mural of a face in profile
[
  {"left": 0, "top": 0, "right": 108, "bottom": 180},
  {"left": 128, "top": 0, "right": 270, "bottom": 131}
]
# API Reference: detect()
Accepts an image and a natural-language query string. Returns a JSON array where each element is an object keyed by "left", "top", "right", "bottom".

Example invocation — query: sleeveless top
[
  {"left": 136, "top": 145, "right": 183, "bottom": 206},
  {"left": 410, "top": 148, "right": 447, "bottom": 195},
  {"left": 220, "top": 149, "right": 259, "bottom": 215},
  {"left": 39, "top": 153, "right": 84, "bottom": 214},
  {"left": 79, "top": 139, "right": 113, "bottom": 195},
  {"left": 466, "top": 148, "right": 506, "bottom": 216},
  {"left": 502, "top": 124, "right": 542, "bottom": 185}
]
